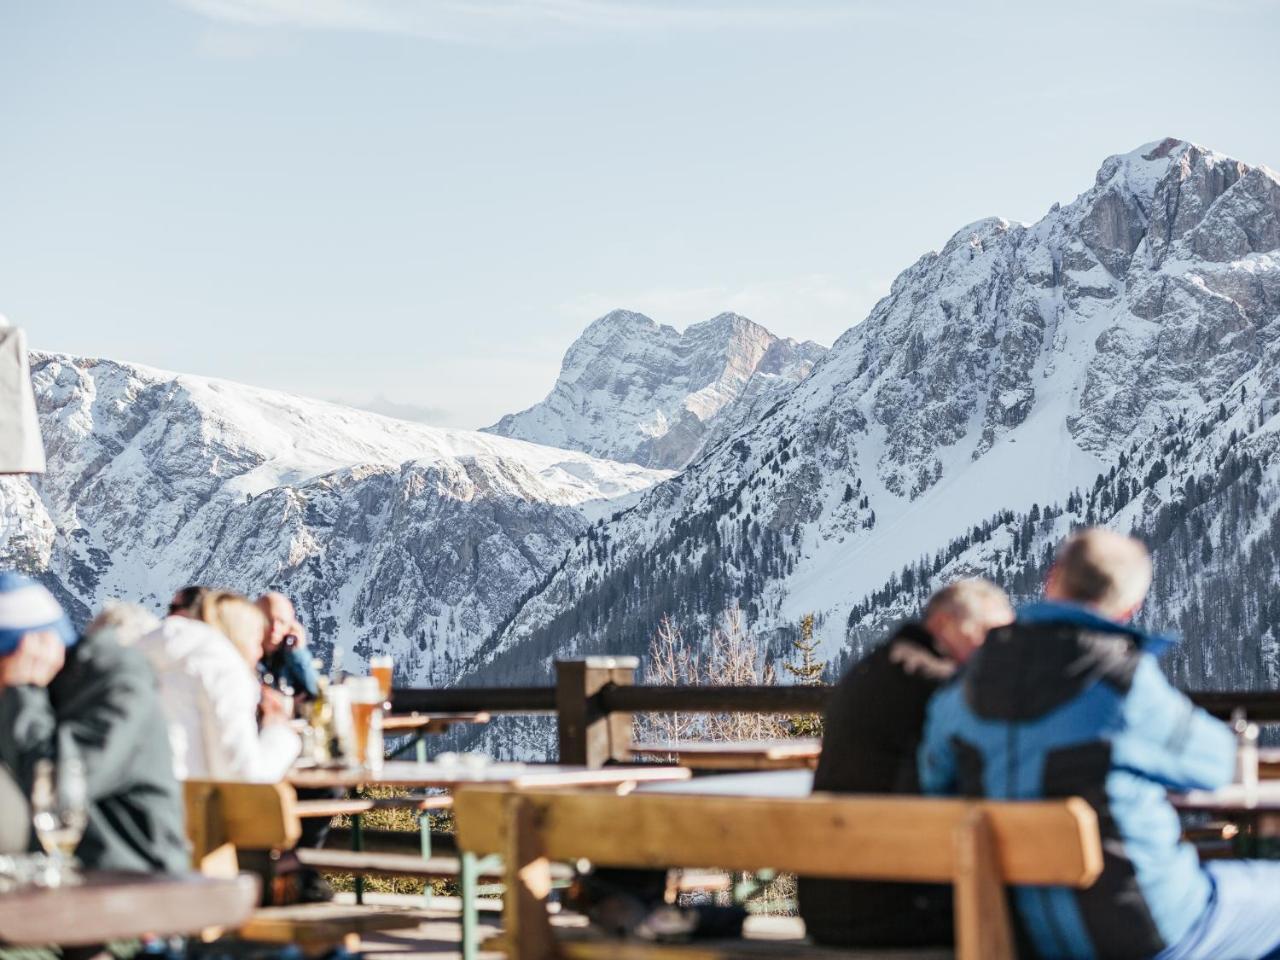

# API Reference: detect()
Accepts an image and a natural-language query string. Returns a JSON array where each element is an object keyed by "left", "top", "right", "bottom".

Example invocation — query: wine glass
[{"left": 31, "top": 757, "right": 88, "bottom": 886}]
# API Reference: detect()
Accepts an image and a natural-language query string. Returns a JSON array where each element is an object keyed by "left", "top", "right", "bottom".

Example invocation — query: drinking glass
[
  {"left": 31, "top": 758, "right": 87, "bottom": 886},
  {"left": 346, "top": 677, "right": 384, "bottom": 772},
  {"left": 370, "top": 654, "right": 394, "bottom": 707}
]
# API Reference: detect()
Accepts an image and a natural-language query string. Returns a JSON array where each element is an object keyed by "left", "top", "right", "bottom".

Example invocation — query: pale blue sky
[{"left": 2, "top": 0, "right": 1278, "bottom": 429}]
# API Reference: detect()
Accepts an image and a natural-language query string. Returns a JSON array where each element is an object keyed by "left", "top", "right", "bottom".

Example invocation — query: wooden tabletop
[
  {"left": 0, "top": 871, "right": 259, "bottom": 947},
  {"left": 637, "top": 770, "right": 815, "bottom": 798},
  {"left": 629, "top": 739, "right": 823, "bottom": 770},
  {"left": 288, "top": 760, "right": 691, "bottom": 790},
  {"left": 1172, "top": 781, "right": 1280, "bottom": 814},
  {"left": 381, "top": 712, "right": 491, "bottom": 734},
  {"left": 1260, "top": 748, "right": 1280, "bottom": 779}
]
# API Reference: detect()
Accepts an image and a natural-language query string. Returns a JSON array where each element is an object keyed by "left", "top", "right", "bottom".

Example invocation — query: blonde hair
[
  {"left": 1052, "top": 529, "right": 1152, "bottom": 618},
  {"left": 198, "top": 590, "right": 267, "bottom": 663}
]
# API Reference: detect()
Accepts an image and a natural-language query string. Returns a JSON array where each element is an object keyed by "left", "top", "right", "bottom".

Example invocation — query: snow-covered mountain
[
  {"left": 0, "top": 354, "right": 669, "bottom": 683},
  {"left": 469, "top": 138, "right": 1280, "bottom": 688},
  {"left": 484, "top": 311, "right": 826, "bottom": 470}
]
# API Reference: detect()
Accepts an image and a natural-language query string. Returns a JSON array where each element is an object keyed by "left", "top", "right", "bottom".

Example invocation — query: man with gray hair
[
  {"left": 921, "top": 528, "right": 1280, "bottom": 960},
  {"left": 799, "top": 578, "right": 1013, "bottom": 947}
]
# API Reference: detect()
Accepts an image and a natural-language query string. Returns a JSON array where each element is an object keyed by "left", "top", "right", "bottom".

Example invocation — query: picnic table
[
  {"left": 288, "top": 759, "right": 691, "bottom": 791},
  {"left": 1171, "top": 781, "right": 1280, "bottom": 856},
  {"left": 382, "top": 711, "right": 492, "bottom": 762},
  {"left": 381, "top": 711, "right": 490, "bottom": 735},
  {"left": 629, "top": 738, "right": 823, "bottom": 770},
  {"left": 0, "top": 871, "right": 259, "bottom": 946},
  {"left": 288, "top": 761, "right": 688, "bottom": 960}
]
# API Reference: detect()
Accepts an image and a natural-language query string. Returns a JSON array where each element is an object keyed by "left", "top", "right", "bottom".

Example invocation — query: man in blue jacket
[{"left": 920, "top": 529, "right": 1280, "bottom": 960}]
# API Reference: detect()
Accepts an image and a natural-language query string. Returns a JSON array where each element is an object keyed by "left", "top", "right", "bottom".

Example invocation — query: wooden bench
[
  {"left": 183, "top": 780, "right": 427, "bottom": 953},
  {"left": 452, "top": 786, "right": 1104, "bottom": 960},
  {"left": 294, "top": 793, "right": 453, "bottom": 820}
]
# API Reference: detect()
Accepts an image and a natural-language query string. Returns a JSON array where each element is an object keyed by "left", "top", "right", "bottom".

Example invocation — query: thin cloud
[
  {"left": 196, "top": 25, "right": 297, "bottom": 58},
  {"left": 173, "top": 0, "right": 871, "bottom": 43}
]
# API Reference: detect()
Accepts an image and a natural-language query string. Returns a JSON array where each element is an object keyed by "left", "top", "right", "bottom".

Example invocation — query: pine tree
[{"left": 784, "top": 613, "right": 825, "bottom": 736}]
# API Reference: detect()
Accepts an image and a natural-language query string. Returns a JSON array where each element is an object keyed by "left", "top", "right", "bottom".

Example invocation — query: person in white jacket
[{"left": 138, "top": 590, "right": 300, "bottom": 782}]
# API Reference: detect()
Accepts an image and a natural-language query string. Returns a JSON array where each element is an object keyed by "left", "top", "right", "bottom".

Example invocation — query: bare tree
[
  {"left": 636, "top": 615, "right": 697, "bottom": 743},
  {"left": 704, "top": 606, "right": 787, "bottom": 741},
  {"left": 636, "top": 606, "right": 786, "bottom": 743}
]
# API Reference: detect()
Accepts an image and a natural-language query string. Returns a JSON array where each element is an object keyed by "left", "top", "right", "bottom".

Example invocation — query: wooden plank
[
  {"left": 184, "top": 780, "right": 301, "bottom": 854},
  {"left": 628, "top": 741, "right": 822, "bottom": 770},
  {"left": 294, "top": 795, "right": 453, "bottom": 820},
  {"left": 383, "top": 712, "right": 491, "bottom": 733},
  {"left": 637, "top": 771, "right": 813, "bottom": 798},
  {"left": 288, "top": 761, "right": 689, "bottom": 791},
  {"left": 630, "top": 740, "right": 821, "bottom": 758},
  {"left": 238, "top": 904, "right": 422, "bottom": 944},
  {"left": 295, "top": 798, "right": 379, "bottom": 818},
  {"left": 952, "top": 809, "right": 1014, "bottom": 960},
  {"left": 0, "top": 872, "right": 260, "bottom": 947},
  {"left": 497, "top": 929, "right": 954, "bottom": 960},
  {"left": 453, "top": 787, "right": 1102, "bottom": 887},
  {"left": 557, "top": 659, "right": 637, "bottom": 768},
  {"left": 502, "top": 794, "right": 561, "bottom": 960},
  {"left": 295, "top": 848, "right": 570, "bottom": 881}
]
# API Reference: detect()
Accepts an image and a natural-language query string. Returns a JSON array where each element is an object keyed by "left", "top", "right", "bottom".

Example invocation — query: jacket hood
[
  {"left": 1018, "top": 601, "right": 1177, "bottom": 655},
  {"left": 963, "top": 601, "right": 1161, "bottom": 722}
]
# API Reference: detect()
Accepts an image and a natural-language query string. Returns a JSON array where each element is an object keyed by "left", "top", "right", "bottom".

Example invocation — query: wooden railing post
[{"left": 556, "top": 657, "right": 638, "bottom": 768}]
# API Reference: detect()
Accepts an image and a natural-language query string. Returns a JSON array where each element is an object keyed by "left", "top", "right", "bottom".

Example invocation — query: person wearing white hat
[{"left": 0, "top": 572, "right": 187, "bottom": 873}]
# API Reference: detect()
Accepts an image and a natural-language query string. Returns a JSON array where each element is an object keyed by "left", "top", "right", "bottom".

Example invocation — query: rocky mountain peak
[
  {"left": 484, "top": 310, "right": 826, "bottom": 470},
  {"left": 471, "top": 139, "right": 1280, "bottom": 688}
]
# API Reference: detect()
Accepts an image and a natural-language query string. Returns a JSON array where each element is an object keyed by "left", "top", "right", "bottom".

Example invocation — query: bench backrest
[
  {"left": 454, "top": 787, "right": 1101, "bottom": 885},
  {"left": 183, "top": 780, "right": 301, "bottom": 876},
  {"left": 452, "top": 786, "right": 1103, "bottom": 960}
]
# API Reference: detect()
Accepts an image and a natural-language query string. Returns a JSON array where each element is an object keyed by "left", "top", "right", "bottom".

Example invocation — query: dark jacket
[
  {"left": 798, "top": 622, "right": 956, "bottom": 947},
  {"left": 0, "top": 632, "right": 190, "bottom": 874},
  {"left": 260, "top": 644, "right": 320, "bottom": 699},
  {"left": 919, "top": 601, "right": 1234, "bottom": 960},
  {"left": 0, "top": 766, "right": 28, "bottom": 854}
]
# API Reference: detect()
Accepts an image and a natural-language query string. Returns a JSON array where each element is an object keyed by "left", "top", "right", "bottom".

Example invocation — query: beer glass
[
  {"left": 370, "top": 654, "right": 394, "bottom": 707},
  {"left": 347, "top": 677, "right": 384, "bottom": 772}
]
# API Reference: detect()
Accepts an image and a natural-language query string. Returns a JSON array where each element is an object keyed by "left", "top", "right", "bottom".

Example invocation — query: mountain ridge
[
  {"left": 467, "top": 137, "right": 1280, "bottom": 687},
  {"left": 0, "top": 351, "right": 670, "bottom": 684},
  {"left": 484, "top": 308, "right": 826, "bottom": 469}
]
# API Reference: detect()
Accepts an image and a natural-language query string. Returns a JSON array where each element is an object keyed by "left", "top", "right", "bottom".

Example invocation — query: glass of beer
[
  {"left": 346, "top": 677, "right": 384, "bottom": 772},
  {"left": 370, "top": 654, "right": 394, "bottom": 707}
]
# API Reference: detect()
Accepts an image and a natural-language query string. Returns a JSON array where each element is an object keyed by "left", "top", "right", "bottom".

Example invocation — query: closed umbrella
[{"left": 0, "top": 325, "right": 45, "bottom": 474}]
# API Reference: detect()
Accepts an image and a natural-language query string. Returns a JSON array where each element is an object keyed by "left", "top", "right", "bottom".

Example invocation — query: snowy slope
[
  {"left": 0, "top": 354, "right": 669, "bottom": 682},
  {"left": 484, "top": 310, "right": 825, "bottom": 469},
  {"left": 471, "top": 138, "right": 1280, "bottom": 682},
  {"left": 843, "top": 371, "right": 1280, "bottom": 691}
]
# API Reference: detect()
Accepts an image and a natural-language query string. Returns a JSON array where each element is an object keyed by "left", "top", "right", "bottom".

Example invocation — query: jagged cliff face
[
  {"left": 0, "top": 355, "right": 668, "bottom": 683},
  {"left": 472, "top": 139, "right": 1280, "bottom": 683},
  {"left": 483, "top": 310, "right": 826, "bottom": 470}
]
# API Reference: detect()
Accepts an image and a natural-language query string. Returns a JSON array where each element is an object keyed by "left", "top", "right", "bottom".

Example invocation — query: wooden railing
[{"left": 389, "top": 657, "right": 1280, "bottom": 768}]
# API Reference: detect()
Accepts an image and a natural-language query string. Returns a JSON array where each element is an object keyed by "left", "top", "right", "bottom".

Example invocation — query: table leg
[
  {"left": 460, "top": 850, "right": 478, "bottom": 960},
  {"left": 352, "top": 812, "right": 365, "bottom": 906},
  {"left": 420, "top": 807, "right": 433, "bottom": 909}
]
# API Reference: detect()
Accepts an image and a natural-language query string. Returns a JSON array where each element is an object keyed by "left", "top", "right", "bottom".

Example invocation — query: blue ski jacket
[{"left": 919, "top": 601, "right": 1235, "bottom": 959}]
